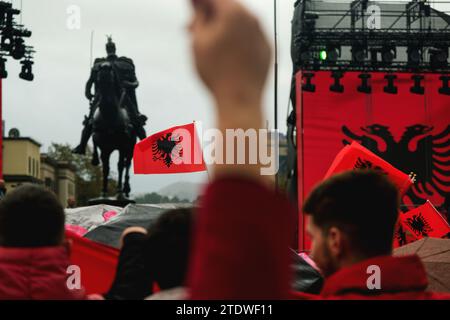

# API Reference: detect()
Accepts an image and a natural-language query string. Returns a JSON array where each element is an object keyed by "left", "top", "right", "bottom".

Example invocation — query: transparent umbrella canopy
[{"left": 394, "top": 237, "right": 450, "bottom": 293}]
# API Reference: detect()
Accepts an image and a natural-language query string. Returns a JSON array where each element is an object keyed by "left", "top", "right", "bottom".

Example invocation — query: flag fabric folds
[
  {"left": 133, "top": 122, "right": 206, "bottom": 174},
  {"left": 400, "top": 201, "right": 450, "bottom": 240},
  {"left": 393, "top": 221, "right": 419, "bottom": 249},
  {"left": 66, "top": 231, "right": 119, "bottom": 295},
  {"left": 325, "top": 141, "right": 413, "bottom": 195}
]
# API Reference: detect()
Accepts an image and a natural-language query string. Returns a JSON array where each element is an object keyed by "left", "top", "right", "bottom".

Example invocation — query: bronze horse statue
[{"left": 92, "top": 62, "right": 137, "bottom": 199}]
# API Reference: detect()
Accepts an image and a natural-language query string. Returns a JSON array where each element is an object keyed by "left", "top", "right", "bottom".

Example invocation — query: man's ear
[{"left": 327, "top": 227, "right": 343, "bottom": 259}]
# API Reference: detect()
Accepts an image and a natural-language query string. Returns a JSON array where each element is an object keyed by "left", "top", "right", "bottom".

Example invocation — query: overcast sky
[{"left": 3, "top": 0, "right": 449, "bottom": 196}]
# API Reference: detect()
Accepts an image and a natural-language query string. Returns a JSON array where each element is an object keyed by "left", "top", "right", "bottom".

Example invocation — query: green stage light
[{"left": 319, "top": 50, "right": 327, "bottom": 61}]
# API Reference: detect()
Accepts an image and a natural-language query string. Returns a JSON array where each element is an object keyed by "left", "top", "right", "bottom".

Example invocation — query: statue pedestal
[{"left": 88, "top": 197, "right": 136, "bottom": 208}]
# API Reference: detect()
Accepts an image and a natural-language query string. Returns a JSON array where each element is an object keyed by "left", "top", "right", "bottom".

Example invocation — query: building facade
[{"left": 3, "top": 137, "right": 76, "bottom": 207}]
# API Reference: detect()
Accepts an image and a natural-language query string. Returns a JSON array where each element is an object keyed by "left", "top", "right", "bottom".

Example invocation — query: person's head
[
  {"left": 67, "top": 197, "right": 76, "bottom": 209},
  {"left": 303, "top": 170, "right": 400, "bottom": 277},
  {"left": 0, "top": 184, "right": 65, "bottom": 248},
  {"left": 106, "top": 36, "right": 116, "bottom": 57},
  {"left": 0, "top": 179, "right": 6, "bottom": 192},
  {"left": 145, "top": 208, "right": 193, "bottom": 290}
]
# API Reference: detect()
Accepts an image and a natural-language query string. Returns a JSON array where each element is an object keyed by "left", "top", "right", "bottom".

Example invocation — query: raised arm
[{"left": 187, "top": 0, "right": 293, "bottom": 299}]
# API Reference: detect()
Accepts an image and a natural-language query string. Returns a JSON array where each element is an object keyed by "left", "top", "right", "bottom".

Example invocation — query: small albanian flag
[
  {"left": 133, "top": 123, "right": 206, "bottom": 174},
  {"left": 400, "top": 201, "right": 450, "bottom": 239},
  {"left": 393, "top": 220, "right": 418, "bottom": 249},
  {"left": 324, "top": 141, "right": 413, "bottom": 195}
]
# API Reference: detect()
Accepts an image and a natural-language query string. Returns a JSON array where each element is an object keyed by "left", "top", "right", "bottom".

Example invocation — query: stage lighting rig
[
  {"left": 292, "top": 0, "right": 450, "bottom": 73},
  {"left": 330, "top": 71, "right": 344, "bottom": 93},
  {"left": 302, "top": 73, "right": 316, "bottom": 93},
  {"left": 321, "top": 45, "right": 341, "bottom": 63},
  {"left": 430, "top": 47, "right": 449, "bottom": 69},
  {"left": 381, "top": 45, "right": 397, "bottom": 64},
  {"left": 411, "top": 74, "right": 425, "bottom": 95},
  {"left": 0, "top": 56, "right": 7, "bottom": 79},
  {"left": 352, "top": 43, "right": 367, "bottom": 64},
  {"left": 439, "top": 75, "right": 450, "bottom": 95},
  {"left": 357, "top": 74, "right": 371, "bottom": 94},
  {"left": 0, "top": 1, "right": 35, "bottom": 81},
  {"left": 408, "top": 46, "right": 422, "bottom": 66},
  {"left": 384, "top": 74, "right": 398, "bottom": 94},
  {"left": 19, "top": 58, "right": 33, "bottom": 81}
]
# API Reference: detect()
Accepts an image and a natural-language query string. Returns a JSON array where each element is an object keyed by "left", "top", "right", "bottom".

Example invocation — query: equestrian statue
[{"left": 73, "top": 36, "right": 148, "bottom": 201}]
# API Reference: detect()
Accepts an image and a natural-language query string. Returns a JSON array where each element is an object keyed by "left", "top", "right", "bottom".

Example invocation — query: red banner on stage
[{"left": 296, "top": 71, "right": 450, "bottom": 250}]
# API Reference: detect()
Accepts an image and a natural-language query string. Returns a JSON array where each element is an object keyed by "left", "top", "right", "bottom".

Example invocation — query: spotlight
[
  {"left": 408, "top": 46, "right": 422, "bottom": 65},
  {"left": 384, "top": 74, "right": 397, "bottom": 94},
  {"left": 299, "top": 41, "right": 312, "bottom": 65},
  {"left": 19, "top": 59, "right": 34, "bottom": 81},
  {"left": 321, "top": 46, "right": 341, "bottom": 63},
  {"left": 302, "top": 72, "right": 315, "bottom": 92},
  {"left": 352, "top": 44, "right": 367, "bottom": 63},
  {"left": 0, "top": 57, "right": 8, "bottom": 79},
  {"left": 430, "top": 47, "right": 449, "bottom": 69},
  {"left": 1, "top": 33, "right": 13, "bottom": 52},
  {"left": 381, "top": 45, "right": 396, "bottom": 64},
  {"left": 410, "top": 75, "right": 424, "bottom": 95},
  {"left": 300, "top": 50, "right": 312, "bottom": 63},
  {"left": 439, "top": 75, "right": 450, "bottom": 95},
  {"left": 11, "top": 37, "right": 25, "bottom": 60},
  {"left": 357, "top": 74, "right": 371, "bottom": 94},
  {"left": 330, "top": 71, "right": 344, "bottom": 93}
]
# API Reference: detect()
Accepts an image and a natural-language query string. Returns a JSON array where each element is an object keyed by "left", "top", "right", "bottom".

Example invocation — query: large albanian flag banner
[{"left": 296, "top": 71, "right": 450, "bottom": 250}]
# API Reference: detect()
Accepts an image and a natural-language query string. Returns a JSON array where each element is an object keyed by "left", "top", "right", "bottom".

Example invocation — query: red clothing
[
  {"left": 316, "top": 255, "right": 450, "bottom": 300},
  {"left": 189, "top": 177, "right": 450, "bottom": 300},
  {"left": 0, "top": 246, "right": 86, "bottom": 300},
  {"left": 188, "top": 177, "right": 294, "bottom": 299}
]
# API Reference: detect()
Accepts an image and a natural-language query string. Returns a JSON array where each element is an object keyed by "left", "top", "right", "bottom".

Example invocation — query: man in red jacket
[
  {"left": 0, "top": 184, "right": 85, "bottom": 300},
  {"left": 301, "top": 170, "right": 450, "bottom": 300}
]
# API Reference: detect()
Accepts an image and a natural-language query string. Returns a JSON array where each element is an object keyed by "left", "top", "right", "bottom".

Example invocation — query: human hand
[
  {"left": 189, "top": 0, "right": 272, "bottom": 110},
  {"left": 119, "top": 226, "right": 148, "bottom": 249}
]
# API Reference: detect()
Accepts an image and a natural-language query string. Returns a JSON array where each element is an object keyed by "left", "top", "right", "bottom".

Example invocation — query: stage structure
[
  {"left": 287, "top": 0, "right": 450, "bottom": 250},
  {"left": 0, "top": 1, "right": 35, "bottom": 178}
]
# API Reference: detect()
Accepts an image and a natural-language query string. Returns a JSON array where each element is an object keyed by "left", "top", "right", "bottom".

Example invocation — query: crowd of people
[{"left": 0, "top": 0, "right": 449, "bottom": 300}]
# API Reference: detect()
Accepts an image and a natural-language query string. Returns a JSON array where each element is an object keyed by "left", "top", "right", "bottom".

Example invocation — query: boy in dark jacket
[{"left": 0, "top": 184, "right": 85, "bottom": 300}]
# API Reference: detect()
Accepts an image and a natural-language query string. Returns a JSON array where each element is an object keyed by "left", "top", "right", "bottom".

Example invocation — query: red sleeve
[{"left": 188, "top": 177, "right": 295, "bottom": 300}]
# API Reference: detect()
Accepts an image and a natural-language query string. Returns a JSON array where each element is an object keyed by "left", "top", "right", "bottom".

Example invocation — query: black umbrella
[{"left": 85, "top": 204, "right": 189, "bottom": 248}]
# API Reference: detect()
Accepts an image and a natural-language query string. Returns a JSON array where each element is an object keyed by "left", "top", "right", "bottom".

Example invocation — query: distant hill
[{"left": 157, "top": 182, "right": 205, "bottom": 202}]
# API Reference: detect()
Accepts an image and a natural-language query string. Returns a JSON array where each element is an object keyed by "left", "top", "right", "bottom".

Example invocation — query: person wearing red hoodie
[
  {"left": 187, "top": 0, "right": 450, "bottom": 300},
  {"left": 0, "top": 184, "right": 85, "bottom": 300}
]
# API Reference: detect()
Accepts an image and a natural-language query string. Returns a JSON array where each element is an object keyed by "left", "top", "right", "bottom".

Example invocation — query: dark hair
[
  {"left": 0, "top": 184, "right": 65, "bottom": 247},
  {"left": 145, "top": 208, "right": 193, "bottom": 290},
  {"left": 303, "top": 170, "right": 400, "bottom": 257}
]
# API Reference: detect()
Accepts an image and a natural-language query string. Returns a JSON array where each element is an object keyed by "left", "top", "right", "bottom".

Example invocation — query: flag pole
[
  {"left": 193, "top": 120, "right": 211, "bottom": 183},
  {"left": 273, "top": 0, "right": 279, "bottom": 191}
]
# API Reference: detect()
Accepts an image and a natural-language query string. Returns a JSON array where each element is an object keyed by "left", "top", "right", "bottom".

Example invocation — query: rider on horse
[{"left": 73, "top": 36, "right": 147, "bottom": 155}]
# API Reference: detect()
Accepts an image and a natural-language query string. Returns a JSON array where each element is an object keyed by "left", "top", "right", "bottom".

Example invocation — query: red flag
[
  {"left": 133, "top": 123, "right": 206, "bottom": 174},
  {"left": 393, "top": 220, "right": 418, "bottom": 249},
  {"left": 66, "top": 231, "right": 119, "bottom": 294},
  {"left": 400, "top": 201, "right": 450, "bottom": 240},
  {"left": 324, "top": 141, "right": 413, "bottom": 195}
]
